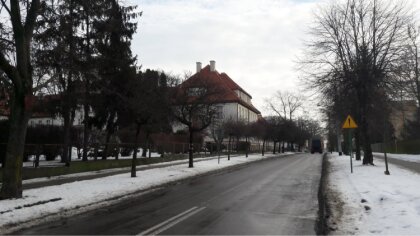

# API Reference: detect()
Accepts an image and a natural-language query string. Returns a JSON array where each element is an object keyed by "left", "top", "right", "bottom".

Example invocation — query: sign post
[{"left": 342, "top": 115, "right": 358, "bottom": 173}]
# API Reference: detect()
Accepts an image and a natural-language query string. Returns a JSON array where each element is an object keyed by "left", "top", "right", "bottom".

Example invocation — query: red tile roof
[
  {"left": 219, "top": 73, "right": 252, "bottom": 98},
  {"left": 0, "top": 94, "right": 61, "bottom": 118},
  {"left": 180, "top": 65, "right": 260, "bottom": 114}
]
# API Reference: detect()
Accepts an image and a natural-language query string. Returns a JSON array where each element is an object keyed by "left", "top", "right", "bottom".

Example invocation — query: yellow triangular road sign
[{"left": 342, "top": 115, "right": 358, "bottom": 129}]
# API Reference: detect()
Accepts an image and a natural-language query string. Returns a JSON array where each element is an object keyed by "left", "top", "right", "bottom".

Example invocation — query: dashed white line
[{"left": 138, "top": 206, "right": 206, "bottom": 235}]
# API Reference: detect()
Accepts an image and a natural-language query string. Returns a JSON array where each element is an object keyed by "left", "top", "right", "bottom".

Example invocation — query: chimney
[
  {"left": 196, "top": 62, "right": 202, "bottom": 73},
  {"left": 210, "top": 60, "right": 216, "bottom": 72}
]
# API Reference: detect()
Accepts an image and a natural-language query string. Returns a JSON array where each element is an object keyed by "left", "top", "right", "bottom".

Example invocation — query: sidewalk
[
  {"left": 373, "top": 153, "right": 420, "bottom": 174},
  {"left": 327, "top": 153, "right": 420, "bottom": 235}
]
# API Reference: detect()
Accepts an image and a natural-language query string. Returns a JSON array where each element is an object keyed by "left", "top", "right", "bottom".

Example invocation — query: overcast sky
[{"left": 130, "top": 0, "right": 418, "bottom": 116}]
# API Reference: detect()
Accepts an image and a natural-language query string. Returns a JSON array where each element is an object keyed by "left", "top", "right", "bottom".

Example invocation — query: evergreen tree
[{"left": 90, "top": 0, "right": 140, "bottom": 159}]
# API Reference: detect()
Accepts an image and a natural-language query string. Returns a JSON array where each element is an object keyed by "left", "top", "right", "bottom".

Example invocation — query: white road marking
[{"left": 137, "top": 206, "right": 206, "bottom": 235}]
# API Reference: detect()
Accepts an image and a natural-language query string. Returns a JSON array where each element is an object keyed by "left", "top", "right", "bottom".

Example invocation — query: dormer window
[{"left": 188, "top": 87, "right": 206, "bottom": 96}]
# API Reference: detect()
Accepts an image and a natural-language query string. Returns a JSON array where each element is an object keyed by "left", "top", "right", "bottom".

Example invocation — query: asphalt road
[
  {"left": 374, "top": 154, "right": 420, "bottom": 174},
  {"left": 16, "top": 153, "right": 323, "bottom": 235}
]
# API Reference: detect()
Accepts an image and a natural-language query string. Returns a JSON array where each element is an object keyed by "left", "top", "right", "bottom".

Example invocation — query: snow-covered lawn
[
  {"left": 327, "top": 153, "right": 420, "bottom": 235},
  {"left": 373, "top": 152, "right": 420, "bottom": 164},
  {"left": 20, "top": 153, "right": 239, "bottom": 186},
  {"left": 20, "top": 148, "right": 160, "bottom": 168},
  {"left": 0, "top": 153, "right": 289, "bottom": 234}
]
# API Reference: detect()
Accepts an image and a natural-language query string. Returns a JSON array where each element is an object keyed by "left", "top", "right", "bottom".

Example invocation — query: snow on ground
[
  {"left": 373, "top": 152, "right": 420, "bottom": 164},
  {"left": 21, "top": 147, "right": 161, "bottom": 167},
  {"left": 0, "top": 153, "right": 289, "bottom": 233},
  {"left": 20, "top": 154, "right": 231, "bottom": 186},
  {"left": 328, "top": 153, "right": 420, "bottom": 235}
]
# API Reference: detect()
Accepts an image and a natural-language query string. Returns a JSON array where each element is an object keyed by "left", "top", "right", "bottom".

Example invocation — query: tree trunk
[
  {"left": 361, "top": 114, "right": 374, "bottom": 165},
  {"left": 131, "top": 125, "right": 141, "bottom": 177},
  {"left": 82, "top": 7, "right": 92, "bottom": 162},
  {"left": 102, "top": 132, "right": 111, "bottom": 160},
  {"left": 262, "top": 139, "right": 265, "bottom": 156},
  {"left": 0, "top": 0, "right": 40, "bottom": 199},
  {"left": 148, "top": 142, "right": 152, "bottom": 158},
  {"left": 236, "top": 136, "right": 239, "bottom": 152},
  {"left": 273, "top": 141, "right": 276, "bottom": 154},
  {"left": 62, "top": 108, "right": 72, "bottom": 166},
  {"left": 217, "top": 141, "right": 221, "bottom": 161},
  {"left": 355, "top": 128, "right": 361, "bottom": 161},
  {"left": 103, "top": 111, "right": 116, "bottom": 160},
  {"left": 142, "top": 132, "right": 150, "bottom": 158},
  {"left": 228, "top": 135, "right": 231, "bottom": 160},
  {"left": 114, "top": 143, "right": 119, "bottom": 160},
  {"left": 82, "top": 102, "right": 89, "bottom": 161},
  {"left": 188, "top": 128, "right": 194, "bottom": 168},
  {"left": 1, "top": 94, "right": 29, "bottom": 199},
  {"left": 245, "top": 136, "right": 248, "bottom": 158}
]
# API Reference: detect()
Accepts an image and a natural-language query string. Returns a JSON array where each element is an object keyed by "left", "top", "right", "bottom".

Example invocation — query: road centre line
[{"left": 137, "top": 206, "right": 206, "bottom": 236}]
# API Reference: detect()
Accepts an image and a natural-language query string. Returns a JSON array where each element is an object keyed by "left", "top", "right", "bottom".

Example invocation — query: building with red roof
[
  {"left": 178, "top": 60, "right": 261, "bottom": 126},
  {"left": 0, "top": 93, "right": 85, "bottom": 127}
]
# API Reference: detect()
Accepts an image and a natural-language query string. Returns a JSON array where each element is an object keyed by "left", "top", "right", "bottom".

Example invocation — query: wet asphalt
[{"left": 15, "top": 153, "right": 323, "bottom": 235}]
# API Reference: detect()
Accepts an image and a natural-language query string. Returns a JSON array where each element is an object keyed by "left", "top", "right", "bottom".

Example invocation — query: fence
[
  {"left": 371, "top": 139, "right": 420, "bottom": 154},
  {"left": 0, "top": 140, "right": 276, "bottom": 167}
]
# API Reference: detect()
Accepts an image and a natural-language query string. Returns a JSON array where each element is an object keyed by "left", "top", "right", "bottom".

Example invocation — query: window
[
  {"left": 188, "top": 87, "right": 206, "bottom": 96},
  {"left": 47, "top": 120, "right": 51, "bottom": 125},
  {"left": 216, "top": 106, "right": 223, "bottom": 119}
]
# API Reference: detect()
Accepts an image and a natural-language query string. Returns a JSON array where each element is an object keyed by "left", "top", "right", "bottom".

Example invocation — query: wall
[
  {"left": 235, "top": 90, "right": 251, "bottom": 104},
  {"left": 220, "top": 103, "right": 238, "bottom": 121},
  {"left": 372, "top": 139, "right": 420, "bottom": 154},
  {"left": 28, "top": 108, "right": 85, "bottom": 127},
  {"left": 389, "top": 101, "right": 417, "bottom": 140},
  {"left": 237, "top": 103, "right": 258, "bottom": 123}
]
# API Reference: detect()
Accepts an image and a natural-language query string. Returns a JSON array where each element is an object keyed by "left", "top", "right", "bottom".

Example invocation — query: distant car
[{"left": 311, "top": 139, "right": 323, "bottom": 154}]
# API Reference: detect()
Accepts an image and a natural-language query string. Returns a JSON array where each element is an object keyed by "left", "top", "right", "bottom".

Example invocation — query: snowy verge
[
  {"left": 327, "top": 153, "right": 420, "bottom": 235},
  {"left": 20, "top": 154, "right": 225, "bottom": 187},
  {"left": 0, "top": 153, "right": 290, "bottom": 234},
  {"left": 373, "top": 152, "right": 420, "bottom": 164}
]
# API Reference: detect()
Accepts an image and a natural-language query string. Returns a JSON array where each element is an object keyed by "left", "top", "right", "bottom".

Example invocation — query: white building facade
[{"left": 173, "top": 61, "right": 261, "bottom": 135}]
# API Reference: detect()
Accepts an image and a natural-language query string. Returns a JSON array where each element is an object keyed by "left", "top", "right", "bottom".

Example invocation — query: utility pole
[{"left": 383, "top": 117, "right": 391, "bottom": 175}]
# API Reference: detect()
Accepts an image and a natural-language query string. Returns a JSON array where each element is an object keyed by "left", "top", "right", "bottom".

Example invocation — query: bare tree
[
  {"left": 171, "top": 78, "right": 225, "bottom": 168},
  {"left": 400, "top": 22, "right": 420, "bottom": 118},
  {"left": 266, "top": 90, "right": 304, "bottom": 121},
  {"left": 249, "top": 119, "right": 269, "bottom": 156},
  {"left": 211, "top": 119, "right": 225, "bottom": 162},
  {"left": 301, "top": 0, "right": 411, "bottom": 165},
  {"left": 222, "top": 119, "right": 246, "bottom": 160},
  {"left": 0, "top": 0, "right": 41, "bottom": 199}
]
